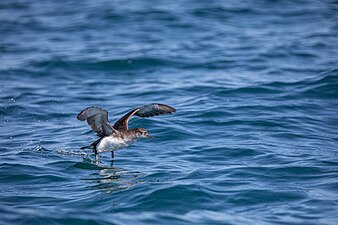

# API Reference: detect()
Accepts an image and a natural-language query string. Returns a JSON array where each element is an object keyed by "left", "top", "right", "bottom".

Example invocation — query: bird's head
[{"left": 134, "top": 128, "right": 155, "bottom": 140}]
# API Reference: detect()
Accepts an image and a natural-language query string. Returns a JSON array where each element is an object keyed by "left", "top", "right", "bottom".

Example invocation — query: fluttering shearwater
[{"left": 77, "top": 103, "right": 176, "bottom": 159}]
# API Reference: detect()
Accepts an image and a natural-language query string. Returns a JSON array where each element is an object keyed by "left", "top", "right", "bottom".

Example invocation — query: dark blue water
[{"left": 1, "top": 0, "right": 338, "bottom": 224}]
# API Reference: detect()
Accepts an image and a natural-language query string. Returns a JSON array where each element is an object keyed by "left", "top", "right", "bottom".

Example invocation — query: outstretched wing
[
  {"left": 77, "top": 107, "right": 116, "bottom": 137},
  {"left": 113, "top": 103, "right": 176, "bottom": 130}
]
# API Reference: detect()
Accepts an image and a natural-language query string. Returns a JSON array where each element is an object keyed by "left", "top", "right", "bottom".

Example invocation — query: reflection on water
[
  {"left": 76, "top": 158, "right": 144, "bottom": 194},
  {"left": 2, "top": 0, "right": 338, "bottom": 223},
  {"left": 90, "top": 168, "right": 143, "bottom": 194},
  {"left": 35, "top": 144, "right": 144, "bottom": 194}
]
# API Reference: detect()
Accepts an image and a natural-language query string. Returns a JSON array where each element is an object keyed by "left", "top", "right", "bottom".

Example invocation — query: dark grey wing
[
  {"left": 77, "top": 107, "right": 116, "bottom": 137},
  {"left": 113, "top": 103, "right": 176, "bottom": 130},
  {"left": 135, "top": 103, "right": 176, "bottom": 117}
]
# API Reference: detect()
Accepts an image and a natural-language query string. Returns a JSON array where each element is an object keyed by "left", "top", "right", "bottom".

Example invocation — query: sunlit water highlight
[{"left": 1, "top": 0, "right": 338, "bottom": 224}]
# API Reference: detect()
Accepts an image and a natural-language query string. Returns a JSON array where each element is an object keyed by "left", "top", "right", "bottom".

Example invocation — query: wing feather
[
  {"left": 77, "top": 107, "right": 116, "bottom": 137},
  {"left": 113, "top": 103, "right": 176, "bottom": 130},
  {"left": 136, "top": 103, "right": 176, "bottom": 117}
]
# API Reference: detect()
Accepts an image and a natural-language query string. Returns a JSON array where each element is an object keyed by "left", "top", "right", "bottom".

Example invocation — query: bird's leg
[
  {"left": 93, "top": 148, "right": 99, "bottom": 162},
  {"left": 111, "top": 151, "right": 114, "bottom": 159}
]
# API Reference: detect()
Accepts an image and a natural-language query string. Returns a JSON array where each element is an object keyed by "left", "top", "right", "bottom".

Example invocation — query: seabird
[{"left": 77, "top": 103, "right": 176, "bottom": 159}]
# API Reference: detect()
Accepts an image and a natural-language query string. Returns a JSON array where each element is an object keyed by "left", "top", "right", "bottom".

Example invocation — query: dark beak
[{"left": 146, "top": 134, "right": 155, "bottom": 140}]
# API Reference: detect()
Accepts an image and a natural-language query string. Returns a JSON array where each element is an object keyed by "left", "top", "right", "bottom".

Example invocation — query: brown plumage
[{"left": 77, "top": 103, "right": 176, "bottom": 158}]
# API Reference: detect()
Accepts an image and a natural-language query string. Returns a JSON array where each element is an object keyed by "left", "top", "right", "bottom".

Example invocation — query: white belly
[{"left": 96, "top": 136, "right": 131, "bottom": 152}]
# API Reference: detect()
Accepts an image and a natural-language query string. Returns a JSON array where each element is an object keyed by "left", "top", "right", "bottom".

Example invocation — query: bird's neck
[{"left": 119, "top": 129, "right": 139, "bottom": 140}]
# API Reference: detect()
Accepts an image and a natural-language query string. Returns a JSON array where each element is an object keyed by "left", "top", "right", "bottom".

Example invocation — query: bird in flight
[{"left": 77, "top": 103, "right": 176, "bottom": 159}]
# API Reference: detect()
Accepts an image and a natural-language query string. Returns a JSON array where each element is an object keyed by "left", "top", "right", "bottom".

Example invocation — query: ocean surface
[{"left": 1, "top": 0, "right": 338, "bottom": 224}]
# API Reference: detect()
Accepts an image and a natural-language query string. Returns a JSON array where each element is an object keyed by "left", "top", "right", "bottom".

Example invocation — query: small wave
[
  {"left": 34, "top": 144, "right": 48, "bottom": 152},
  {"left": 30, "top": 57, "right": 186, "bottom": 72},
  {"left": 213, "top": 72, "right": 338, "bottom": 99}
]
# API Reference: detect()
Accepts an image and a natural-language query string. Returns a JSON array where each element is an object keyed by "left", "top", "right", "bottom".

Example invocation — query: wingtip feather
[{"left": 135, "top": 103, "right": 176, "bottom": 117}]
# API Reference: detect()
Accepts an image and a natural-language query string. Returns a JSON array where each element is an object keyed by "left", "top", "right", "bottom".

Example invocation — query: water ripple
[{"left": 1, "top": 0, "right": 338, "bottom": 224}]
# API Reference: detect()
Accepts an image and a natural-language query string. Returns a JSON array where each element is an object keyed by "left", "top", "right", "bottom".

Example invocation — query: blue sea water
[{"left": 1, "top": 0, "right": 338, "bottom": 224}]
